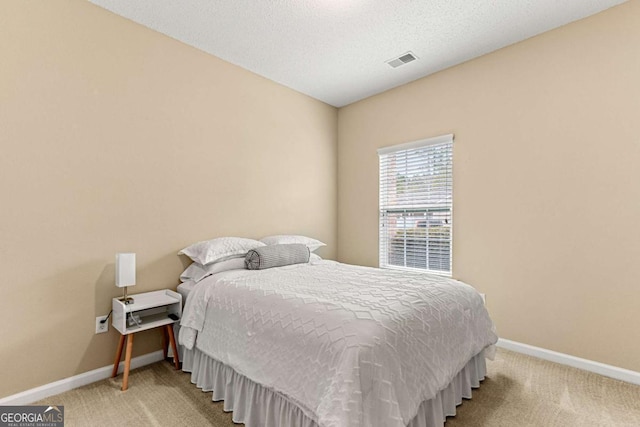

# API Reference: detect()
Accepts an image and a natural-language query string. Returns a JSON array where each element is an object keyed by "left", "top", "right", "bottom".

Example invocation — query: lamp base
[{"left": 118, "top": 286, "right": 134, "bottom": 305}]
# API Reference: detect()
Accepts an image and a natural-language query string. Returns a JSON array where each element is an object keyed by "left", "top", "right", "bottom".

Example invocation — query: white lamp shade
[{"left": 116, "top": 253, "right": 136, "bottom": 287}]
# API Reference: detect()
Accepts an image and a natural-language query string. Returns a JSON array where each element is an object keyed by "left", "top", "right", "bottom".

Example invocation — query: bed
[
  {"left": 178, "top": 259, "right": 497, "bottom": 427},
  {"left": 177, "top": 279, "right": 196, "bottom": 303}
]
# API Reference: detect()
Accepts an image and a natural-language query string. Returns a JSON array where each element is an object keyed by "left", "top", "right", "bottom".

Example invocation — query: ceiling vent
[{"left": 386, "top": 52, "right": 417, "bottom": 68}]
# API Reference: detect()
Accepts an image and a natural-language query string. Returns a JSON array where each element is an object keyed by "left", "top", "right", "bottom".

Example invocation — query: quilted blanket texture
[{"left": 179, "top": 260, "right": 497, "bottom": 427}]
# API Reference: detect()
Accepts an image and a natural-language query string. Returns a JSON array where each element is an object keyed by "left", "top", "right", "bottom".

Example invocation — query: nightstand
[{"left": 111, "top": 289, "right": 182, "bottom": 391}]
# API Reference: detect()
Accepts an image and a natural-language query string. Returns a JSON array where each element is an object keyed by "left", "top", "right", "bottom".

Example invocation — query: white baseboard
[
  {"left": 497, "top": 338, "right": 640, "bottom": 386},
  {"left": 0, "top": 350, "right": 165, "bottom": 405}
]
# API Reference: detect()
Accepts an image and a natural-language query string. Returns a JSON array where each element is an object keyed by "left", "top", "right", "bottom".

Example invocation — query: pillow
[
  {"left": 260, "top": 235, "right": 326, "bottom": 252},
  {"left": 179, "top": 237, "right": 265, "bottom": 265},
  {"left": 309, "top": 253, "right": 322, "bottom": 262},
  {"left": 180, "top": 263, "right": 205, "bottom": 282},
  {"left": 245, "top": 244, "right": 310, "bottom": 270},
  {"left": 180, "top": 258, "right": 246, "bottom": 283}
]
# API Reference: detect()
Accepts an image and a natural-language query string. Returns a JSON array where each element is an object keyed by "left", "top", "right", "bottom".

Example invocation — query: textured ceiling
[{"left": 89, "top": 0, "right": 626, "bottom": 107}]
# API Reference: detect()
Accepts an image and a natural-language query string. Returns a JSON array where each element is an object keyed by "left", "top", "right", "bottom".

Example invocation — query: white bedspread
[{"left": 179, "top": 260, "right": 497, "bottom": 427}]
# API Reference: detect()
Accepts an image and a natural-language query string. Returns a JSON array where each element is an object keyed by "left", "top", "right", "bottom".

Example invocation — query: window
[{"left": 378, "top": 134, "right": 453, "bottom": 275}]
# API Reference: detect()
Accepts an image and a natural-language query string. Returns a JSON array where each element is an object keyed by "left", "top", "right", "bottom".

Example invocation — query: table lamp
[{"left": 116, "top": 253, "right": 136, "bottom": 304}]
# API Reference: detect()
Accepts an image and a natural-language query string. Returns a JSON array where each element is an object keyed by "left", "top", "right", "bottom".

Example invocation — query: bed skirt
[{"left": 182, "top": 347, "right": 487, "bottom": 427}]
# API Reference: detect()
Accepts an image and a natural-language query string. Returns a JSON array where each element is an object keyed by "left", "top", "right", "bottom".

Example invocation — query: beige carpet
[{"left": 36, "top": 348, "right": 640, "bottom": 426}]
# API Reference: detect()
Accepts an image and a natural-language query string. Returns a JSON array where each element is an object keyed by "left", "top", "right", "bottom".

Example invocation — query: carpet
[{"left": 36, "top": 348, "right": 640, "bottom": 426}]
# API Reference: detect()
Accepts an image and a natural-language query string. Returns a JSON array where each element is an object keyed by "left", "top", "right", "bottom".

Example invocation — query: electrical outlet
[{"left": 96, "top": 316, "right": 109, "bottom": 334}]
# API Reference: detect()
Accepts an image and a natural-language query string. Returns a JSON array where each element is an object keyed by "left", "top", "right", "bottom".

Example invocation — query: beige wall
[
  {"left": 338, "top": 2, "right": 640, "bottom": 371},
  {"left": 0, "top": 1, "right": 337, "bottom": 397}
]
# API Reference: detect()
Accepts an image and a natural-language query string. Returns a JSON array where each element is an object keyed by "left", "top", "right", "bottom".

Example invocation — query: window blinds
[{"left": 378, "top": 134, "right": 453, "bottom": 275}]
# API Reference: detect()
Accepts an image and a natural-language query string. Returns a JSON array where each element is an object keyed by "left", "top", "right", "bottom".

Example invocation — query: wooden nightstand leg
[
  {"left": 166, "top": 324, "right": 180, "bottom": 369},
  {"left": 112, "top": 334, "right": 126, "bottom": 378},
  {"left": 122, "top": 334, "right": 134, "bottom": 391},
  {"left": 161, "top": 327, "right": 168, "bottom": 359}
]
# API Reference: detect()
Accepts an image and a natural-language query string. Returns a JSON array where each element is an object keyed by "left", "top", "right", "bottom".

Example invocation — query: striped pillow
[{"left": 245, "top": 244, "right": 310, "bottom": 270}]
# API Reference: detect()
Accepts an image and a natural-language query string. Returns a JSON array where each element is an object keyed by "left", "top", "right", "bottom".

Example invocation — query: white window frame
[{"left": 378, "top": 134, "right": 453, "bottom": 276}]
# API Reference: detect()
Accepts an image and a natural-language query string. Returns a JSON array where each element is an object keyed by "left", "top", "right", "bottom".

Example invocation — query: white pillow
[
  {"left": 309, "top": 253, "right": 322, "bottom": 262},
  {"left": 180, "top": 258, "right": 246, "bottom": 283},
  {"left": 260, "top": 235, "right": 326, "bottom": 252},
  {"left": 179, "top": 237, "right": 265, "bottom": 265}
]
